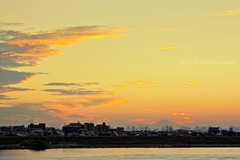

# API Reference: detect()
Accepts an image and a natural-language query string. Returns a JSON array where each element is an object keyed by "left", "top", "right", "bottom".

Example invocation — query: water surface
[{"left": 1, "top": 148, "right": 240, "bottom": 160}]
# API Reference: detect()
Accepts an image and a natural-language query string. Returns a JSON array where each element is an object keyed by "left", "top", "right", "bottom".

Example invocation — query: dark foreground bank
[{"left": 1, "top": 136, "right": 240, "bottom": 150}]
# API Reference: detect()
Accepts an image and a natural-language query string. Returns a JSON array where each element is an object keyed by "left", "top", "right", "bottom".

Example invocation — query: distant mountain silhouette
[{"left": 149, "top": 119, "right": 179, "bottom": 129}]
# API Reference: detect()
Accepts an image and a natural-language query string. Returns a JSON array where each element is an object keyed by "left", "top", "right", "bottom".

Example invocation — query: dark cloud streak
[
  {"left": 44, "top": 82, "right": 99, "bottom": 87},
  {"left": 0, "top": 68, "right": 36, "bottom": 86},
  {"left": 43, "top": 88, "right": 106, "bottom": 96}
]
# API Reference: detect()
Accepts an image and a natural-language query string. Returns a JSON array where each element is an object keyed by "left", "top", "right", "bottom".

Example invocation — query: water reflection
[{"left": 0, "top": 148, "right": 240, "bottom": 160}]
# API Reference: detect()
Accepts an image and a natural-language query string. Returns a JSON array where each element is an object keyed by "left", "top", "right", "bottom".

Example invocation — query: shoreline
[
  {"left": 1, "top": 136, "right": 240, "bottom": 150},
  {"left": 2, "top": 144, "right": 240, "bottom": 150}
]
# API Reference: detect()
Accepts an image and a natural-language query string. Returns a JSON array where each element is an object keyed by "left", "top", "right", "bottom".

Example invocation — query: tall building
[
  {"left": 181, "top": 126, "right": 186, "bottom": 130},
  {"left": 200, "top": 126, "right": 208, "bottom": 131},
  {"left": 229, "top": 126, "right": 234, "bottom": 131},
  {"left": 62, "top": 122, "right": 84, "bottom": 135},
  {"left": 195, "top": 126, "right": 200, "bottom": 131},
  {"left": 84, "top": 123, "right": 95, "bottom": 132},
  {"left": 28, "top": 123, "right": 46, "bottom": 131},
  {"left": 95, "top": 122, "right": 110, "bottom": 133},
  {"left": 169, "top": 126, "right": 173, "bottom": 132},
  {"left": 208, "top": 127, "right": 220, "bottom": 135},
  {"left": 131, "top": 126, "right": 135, "bottom": 131},
  {"left": 161, "top": 125, "right": 169, "bottom": 131},
  {"left": 117, "top": 127, "right": 124, "bottom": 133}
]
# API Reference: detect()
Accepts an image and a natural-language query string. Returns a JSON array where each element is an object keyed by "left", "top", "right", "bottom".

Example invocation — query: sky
[{"left": 0, "top": 0, "right": 240, "bottom": 129}]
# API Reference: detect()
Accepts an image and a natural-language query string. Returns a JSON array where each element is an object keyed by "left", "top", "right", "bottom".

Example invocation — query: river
[{"left": 1, "top": 148, "right": 240, "bottom": 160}]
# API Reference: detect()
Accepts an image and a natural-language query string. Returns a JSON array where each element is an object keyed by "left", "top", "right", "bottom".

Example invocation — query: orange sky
[{"left": 0, "top": 0, "right": 240, "bottom": 129}]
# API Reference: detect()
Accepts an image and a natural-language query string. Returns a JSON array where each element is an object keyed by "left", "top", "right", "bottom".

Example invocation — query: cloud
[
  {"left": 43, "top": 88, "right": 111, "bottom": 96},
  {"left": 113, "top": 81, "right": 156, "bottom": 88},
  {"left": 44, "top": 82, "right": 82, "bottom": 87},
  {"left": 212, "top": 8, "right": 240, "bottom": 16},
  {"left": 0, "top": 103, "right": 111, "bottom": 125},
  {"left": 0, "top": 94, "right": 15, "bottom": 100},
  {"left": 181, "top": 81, "right": 202, "bottom": 85},
  {"left": 0, "top": 25, "right": 129, "bottom": 69},
  {"left": 68, "top": 114, "right": 84, "bottom": 118},
  {"left": 63, "top": 113, "right": 111, "bottom": 124},
  {"left": 0, "top": 22, "right": 23, "bottom": 27},
  {"left": 0, "top": 42, "right": 59, "bottom": 68},
  {"left": 0, "top": 68, "right": 36, "bottom": 86},
  {"left": 83, "top": 97, "right": 130, "bottom": 109},
  {"left": 0, "top": 103, "right": 62, "bottom": 124},
  {"left": 44, "top": 97, "right": 130, "bottom": 109},
  {"left": 41, "top": 97, "right": 130, "bottom": 123},
  {"left": 84, "top": 82, "right": 99, "bottom": 85},
  {"left": 158, "top": 47, "right": 178, "bottom": 50},
  {"left": 0, "top": 83, "right": 35, "bottom": 100},
  {"left": 66, "top": 113, "right": 110, "bottom": 124},
  {"left": 184, "top": 117, "right": 190, "bottom": 120},
  {"left": 7, "top": 26, "right": 130, "bottom": 47},
  {"left": 0, "top": 86, "right": 35, "bottom": 94},
  {"left": 172, "top": 113, "right": 194, "bottom": 116},
  {"left": 142, "top": 109, "right": 149, "bottom": 112},
  {"left": 176, "top": 121, "right": 185, "bottom": 125},
  {"left": 0, "top": 68, "right": 36, "bottom": 103},
  {"left": 44, "top": 82, "right": 99, "bottom": 87}
]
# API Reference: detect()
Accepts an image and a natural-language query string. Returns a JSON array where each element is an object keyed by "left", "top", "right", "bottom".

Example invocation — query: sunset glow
[{"left": 0, "top": 0, "right": 239, "bottom": 129}]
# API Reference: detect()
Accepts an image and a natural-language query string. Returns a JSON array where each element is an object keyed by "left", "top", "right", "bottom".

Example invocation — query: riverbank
[
  {"left": 2, "top": 144, "right": 240, "bottom": 150},
  {"left": 1, "top": 136, "right": 240, "bottom": 150}
]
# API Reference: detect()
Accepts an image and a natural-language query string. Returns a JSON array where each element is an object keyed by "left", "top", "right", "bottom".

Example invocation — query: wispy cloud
[
  {"left": 44, "top": 97, "right": 130, "bottom": 110},
  {"left": 212, "top": 8, "right": 240, "bottom": 16},
  {"left": 172, "top": 113, "right": 194, "bottom": 116},
  {"left": 43, "top": 88, "right": 111, "bottom": 96},
  {"left": 0, "top": 86, "right": 35, "bottom": 94},
  {"left": 84, "top": 82, "right": 99, "bottom": 85},
  {"left": 158, "top": 46, "right": 178, "bottom": 50},
  {"left": 0, "top": 94, "right": 15, "bottom": 100},
  {"left": 0, "top": 22, "right": 23, "bottom": 27},
  {"left": 113, "top": 81, "right": 156, "bottom": 88},
  {"left": 44, "top": 82, "right": 99, "bottom": 87},
  {"left": 44, "top": 82, "right": 82, "bottom": 87},
  {"left": 0, "top": 24, "right": 129, "bottom": 106},
  {"left": 181, "top": 81, "right": 202, "bottom": 85},
  {"left": 0, "top": 103, "right": 62, "bottom": 124},
  {"left": 176, "top": 121, "right": 185, "bottom": 125},
  {"left": 7, "top": 26, "right": 130, "bottom": 47},
  {"left": 0, "top": 25, "right": 130, "bottom": 69},
  {"left": 0, "top": 68, "right": 36, "bottom": 86},
  {"left": 0, "top": 103, "right": 110, "bottom": 125}
]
